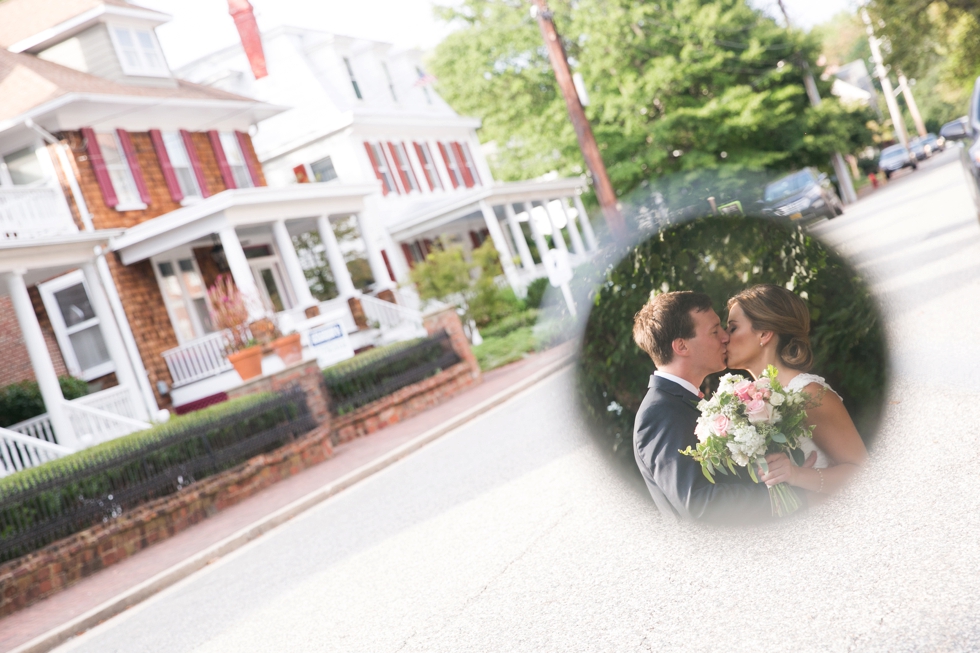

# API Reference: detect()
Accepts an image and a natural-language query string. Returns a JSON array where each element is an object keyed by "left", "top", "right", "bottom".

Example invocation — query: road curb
[{"left": 11, "top": 353, "right": 577, "bottom": 653}]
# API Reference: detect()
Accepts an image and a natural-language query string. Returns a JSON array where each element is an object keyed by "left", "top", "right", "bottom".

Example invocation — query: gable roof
[
  {"left": 0, "top": 0, "right": 150, "bottom": 50},
  {"left": 0, "top": 47, "right": 259, "bottom": 125}
]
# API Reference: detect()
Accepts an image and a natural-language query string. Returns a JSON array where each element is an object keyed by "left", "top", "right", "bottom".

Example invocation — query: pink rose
[
  {"left": 734, "top": 380, "right": 755, "bottom": 401},
  {"left": 745, "top": 398, "right": 773, "bottom": 425},
  {"left": 713, "top": 414, "right": 731, "bottom": 437}
]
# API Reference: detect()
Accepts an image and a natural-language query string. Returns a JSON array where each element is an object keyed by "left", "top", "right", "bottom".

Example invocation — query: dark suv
[{"left": 761, "top": 168, "right": 844, "bottom": 223}]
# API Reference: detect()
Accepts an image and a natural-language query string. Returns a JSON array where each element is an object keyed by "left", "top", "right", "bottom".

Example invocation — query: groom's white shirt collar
[{"left": 653, "top": 371, "right": 701, "bottom": 397}]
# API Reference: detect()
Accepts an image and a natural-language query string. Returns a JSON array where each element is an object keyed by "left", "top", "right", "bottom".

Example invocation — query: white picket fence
[
  {"left": 0, "top": 427, "right": 72, "bottom": 477},
  {"left": 162, "top": 330, "right": 233, "bottom": 388}
]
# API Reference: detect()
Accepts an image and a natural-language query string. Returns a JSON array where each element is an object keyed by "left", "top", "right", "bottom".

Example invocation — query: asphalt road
[{"left": 56, "top": 149, "right": 980, "bottom": 652}]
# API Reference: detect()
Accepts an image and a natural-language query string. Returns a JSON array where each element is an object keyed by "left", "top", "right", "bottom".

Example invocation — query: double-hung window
[
  {"left": 439, "top": 142, "right": 464, "bottom": 188},
  {"left": 1, "top": 147, "right": 45, "bottom": 186},
  {"left": 381, "top": 62, "right": 397, "bottom": 102},
  {"left": 109, "top": 26, "right": 168, "bottom": 77},
  {"left": 413, "top": 142, "right": 442, "bottom": 191},
  {"left": 161, "top": 131, "right": 201, "bottom": 199},
  {"left": 343, "top": 57, "right": 363, "bottom": 100},
  {"left": 97, "top": 131, "right": 143, "bottom": 208},
  {"left": 365, "top": 142, "right": 397, "bottom": 194},
  {"left": 310, "top": 156, "right": 338, "bottom": 182},
  {"left": 155, "top": 257, "right": 213, "bottom": 344},
  {"left": 390, "top": 143, "right": 419, "bottom": 192},
  {"left": 218, "top": 132, "right": 253, "bottom": 189},
  {"left": 39, "top": 271, "right": 114, "bottom": 381}
]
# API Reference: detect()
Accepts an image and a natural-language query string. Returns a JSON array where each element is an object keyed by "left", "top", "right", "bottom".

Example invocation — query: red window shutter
[
  {"left": 235, "top": 131, "right": 262, "bottom": 186},
  {"left": 461, "top": 142, "right": 482, "bottom": 186},
  {"left": 81, "top": 128, "right": 118, "bottom": 208},
  {"left": 380, "top": 249, "right": 396, "bottom": 282},
  {"left": 388, "top": 142, "right": 411, "bottom": 193},
  {"left": 469, "top": 231, "right": 481, "bottom": 249},
  {"left": 400, "top": 243, "right": 415, "bottom": 269},
  {"left": 116, "top": 130, "right": 150, "bottom": 204},
  {"left": 452, "top": 142, "right": 475, "bottom": 188},
  {"left": 293, "top": 164, "right": 310, "bottom": 183},
  {"left": 208, "top": 130, "right": 236, "bottom": 189},
  {"left": 149, "top": 129, "right": 183, "bottom": 203},
  {"left": 363, "top": 142, "right": 389, "bottom": 196},
  {"left": 422, "top": 238, "right": 434, "bottom": 256},
  {"left": 413, "top": 142, "right": 435, "bottom": 190},
  {"left": 437, "top": 142, "right": 458, "bottom": 189},
  {"left": 180, "top": 130, "right": 210, "bottom": 198}
]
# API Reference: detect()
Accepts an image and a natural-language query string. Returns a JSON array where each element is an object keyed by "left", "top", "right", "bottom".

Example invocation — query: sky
[{"left": 140, "top": 0, "right": 859, "bottom": 71}]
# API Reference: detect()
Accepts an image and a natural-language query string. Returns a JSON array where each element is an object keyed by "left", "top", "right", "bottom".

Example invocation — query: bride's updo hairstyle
[{"left": 728, "top": 284, "right": 814, "bottom": 371}]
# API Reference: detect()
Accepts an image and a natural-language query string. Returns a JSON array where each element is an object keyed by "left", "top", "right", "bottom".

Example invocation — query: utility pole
[
  {"left": 861, "top": 8, "right": 910, "bottom": 150},
  {"left": 529, "top": 0, "right": 626, "bottom": 241},
  {"left": 897, "top": 73, "right": 927, "bottom": 137},
  {"left": 777, "top": 1, "right": 858, "bottom": 204}
]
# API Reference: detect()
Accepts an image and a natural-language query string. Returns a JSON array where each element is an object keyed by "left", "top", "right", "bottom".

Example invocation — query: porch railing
[
  {"left": 0, "top": 427, "right": 71, "bottom": 477},
  {"left": 73, "top": 385, "right": 143, "bottom": 420},
  {"left": 0, "top": 186, "right": 77, "bottom": 240},
  {"left": 162, "top": 331, "right": 233, "bottom": 388},
  {"left": 360, "top": 294, "right": 425, "bottom": 333},
  {"left": 63, "top": 401, "right": 151, "bottom": 447},
  {"left": 8, "top": 413, "right": 58, "bottom": 444}
]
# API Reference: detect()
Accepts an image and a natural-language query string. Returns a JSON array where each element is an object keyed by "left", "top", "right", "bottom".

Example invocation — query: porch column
[
  {"left": 355, "top": 213, "right": 395, "bottom": 291},
  {"left": 4, "top": 270, "right": 78, "bottom": 449},
  {"left": 478, "top": 201, "right": 522, "bottom": 291},
  {"left": 573, "top": 194, "right": 599, "bottom": 251},
  {"left": 504, "top": 203, "right": 535, "bottom": 271},
  {"left": 559, "top": 197, "right": 586, "bottom": 255},
  {"left": 218, "top": 226, "right": 264, "bottom": 320},
  {"left": 273, "top": 219, "right": 317, "bottom": 310},
  {"left": 544, "top": 199, "right": 569, "bottom": 254},
  {"left": 317, "top": 215, "right": 357, "bottom": 298},
  {"left": 523, "top": 201, "right": 552, "bottom": 266},
  {"left": 81, "top": 262, "right": 148, "bottom": 421}
]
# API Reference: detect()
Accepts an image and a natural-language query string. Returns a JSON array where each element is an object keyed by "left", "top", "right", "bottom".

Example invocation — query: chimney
[{"left": 228, "top": 0, "right": 267, "bottom": 79}]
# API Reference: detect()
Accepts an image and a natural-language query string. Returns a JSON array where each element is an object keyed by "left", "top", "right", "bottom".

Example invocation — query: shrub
[
  {"left": 323, "top": 331, "right": 461, "bottom": 415},
  {"left": 0, "top": 390, "right": 315, "bottom": 561},
  {"left": 473, "top": 327, "right": 537, "bottom": 371},
  {"left": 524, "top": 277, "right": 549, "bottom": 309},
  {"left": 0, "top": 377, "right": 90, "bottom": 428},
  {"left": 479, "top": 309, "right": 540, "bottom": 339}
]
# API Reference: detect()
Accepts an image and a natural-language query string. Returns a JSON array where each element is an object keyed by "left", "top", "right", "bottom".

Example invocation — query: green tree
[{"left": 430, "top": 0, "right": 871, "bottom": 206}]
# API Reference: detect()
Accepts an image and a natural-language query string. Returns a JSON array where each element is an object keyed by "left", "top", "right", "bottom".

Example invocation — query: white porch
[
  {"left": 111, "top": 183, "right": 428, "bottom": 409},
  {"left": 388, "top": 177, "right": 600, "bottom": 294}
]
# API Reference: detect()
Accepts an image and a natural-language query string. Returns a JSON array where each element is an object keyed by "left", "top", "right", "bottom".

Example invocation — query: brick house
[{"left": 0, "top": 0, "right": 429, "bottom": 453}]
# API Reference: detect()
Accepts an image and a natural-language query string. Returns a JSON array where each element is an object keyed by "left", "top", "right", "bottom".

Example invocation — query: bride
[{"left": 724, "top": 284, "right": 867, "bottom": 499}]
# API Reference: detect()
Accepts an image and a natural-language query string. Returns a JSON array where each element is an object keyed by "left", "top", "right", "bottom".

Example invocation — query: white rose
[{"left": 769, "top": 392, "right": 785, "bottom": 406}]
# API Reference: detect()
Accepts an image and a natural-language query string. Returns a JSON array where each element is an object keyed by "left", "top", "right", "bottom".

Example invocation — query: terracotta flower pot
[
  {"left": 272, "top": 332, "right": 303, "bottom": 365},
  {"left": 228, "top": 345, "right": 263, "bottom": 380}
]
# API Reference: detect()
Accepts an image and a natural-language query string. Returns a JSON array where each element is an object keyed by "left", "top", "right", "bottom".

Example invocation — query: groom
[{"left": 632, "top": 291, "right": 777, "bottom": 525}]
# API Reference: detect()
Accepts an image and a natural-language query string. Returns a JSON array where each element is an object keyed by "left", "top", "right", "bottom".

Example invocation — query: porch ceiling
[
  {"left": 0, "top": 229, "right": 122, "bottom": 293},
  {"left": 388, "top": 177, "right": 587, "bottom": 241},
  {"left": 111, "top": 183, "right": 377, "bottom": 265}
]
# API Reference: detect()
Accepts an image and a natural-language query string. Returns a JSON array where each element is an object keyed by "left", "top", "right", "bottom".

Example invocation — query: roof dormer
[{"left": 0, "top": 0, "right": 176, "bottom": 88}]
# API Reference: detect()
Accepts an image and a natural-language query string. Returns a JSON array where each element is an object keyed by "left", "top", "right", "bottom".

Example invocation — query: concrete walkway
[{"left": 0, "top": 342, "right": 576, "bottom": 652}]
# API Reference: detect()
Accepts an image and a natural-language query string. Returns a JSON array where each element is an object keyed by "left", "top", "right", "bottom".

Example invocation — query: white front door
[{"left": 249, "top": 257, "right": 292, "bottom": 314}]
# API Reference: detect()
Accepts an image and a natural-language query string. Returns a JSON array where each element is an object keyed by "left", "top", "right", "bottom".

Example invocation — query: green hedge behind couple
[{"left": 577, "top": 216, "right": 887, "bottom": 472}]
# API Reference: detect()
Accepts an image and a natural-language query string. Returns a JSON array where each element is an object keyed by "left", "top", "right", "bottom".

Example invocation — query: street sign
[{"left": 544, "top": 249, "right": 573, "bottom": 287}]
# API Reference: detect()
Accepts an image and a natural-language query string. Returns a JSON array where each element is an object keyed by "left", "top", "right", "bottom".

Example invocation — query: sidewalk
[{"left": 0, "top": 342, "right": 576, "bottom": 653}]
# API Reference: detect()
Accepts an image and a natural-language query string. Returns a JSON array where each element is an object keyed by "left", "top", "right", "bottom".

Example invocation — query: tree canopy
[{"left": 430, "top": 0, "right": 871, "bottom": 201}]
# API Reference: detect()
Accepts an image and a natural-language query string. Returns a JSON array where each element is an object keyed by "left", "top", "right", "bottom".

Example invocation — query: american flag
[{"left": 414, "top": 71, "right": 437, "bottom": 87}]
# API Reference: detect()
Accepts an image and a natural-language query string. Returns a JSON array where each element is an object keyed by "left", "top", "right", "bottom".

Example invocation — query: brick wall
[{"left": 226, "top": 360, "right": 331, "bottom": 428}]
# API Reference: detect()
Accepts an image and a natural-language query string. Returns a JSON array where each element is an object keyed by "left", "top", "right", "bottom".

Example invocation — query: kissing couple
[{"left": 632, "top": 284, "right": 868, "bottom": 525}]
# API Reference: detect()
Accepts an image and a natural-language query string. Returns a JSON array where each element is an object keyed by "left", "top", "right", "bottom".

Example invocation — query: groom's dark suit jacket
[{"left": 633, "top": 375, "right": 775, "bottom": 525}]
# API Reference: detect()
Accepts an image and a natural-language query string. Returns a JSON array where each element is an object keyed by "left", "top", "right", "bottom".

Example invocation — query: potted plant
[
  {"left": 271, "top": 329, "right": 303, "bottom": 365},
  {"left": 208, "top": 275, "right": 262, "bottom": 380}
]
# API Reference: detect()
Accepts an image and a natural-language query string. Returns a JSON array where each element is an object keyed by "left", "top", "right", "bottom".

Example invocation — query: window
[
  {"left": 2, "top": 147, "right": 45, "bottom": 186},
  {"left": 390, "top": 143, "right": 419, "bottom": 192},
  {"left": 38, "top": 271, "right": 114, "bottom": 381},
  {"left": 218, "top": 132, "right": 253, "bottom": 189},
  {"left": 439, "top": 142, "right": 464, "bottom": 188},
  {"left": 109, "top": 26, "right": 168, "bottom": 77},
  {"left": 310, "top": 156, "right": 338, "bottom": 182},
  {"left": 161, "top": 131, "right": 201, "bottom": 199},
  {"left": 415, "top": 66, "right": 433, "bottom": 104},
  {"left": 97, "top": 131, "right": 142, "bottom": 207},
  {"left": 413, "top": 142, "right": 442, "bottom": 191},
  {"left": 458, "top": 142, "right": 482, "bottom": 186},
  {"left": 365, "top": 142, "right": 397, "bottom": 194},
  {"left": 343, "top": 57, "right": 362, "bottom": 100},
  {"left": 155, "top": 258, "right": 213, "bottom": 344},
  {"left": 381, "top": 62, "right": 397, "bottom": 102}
]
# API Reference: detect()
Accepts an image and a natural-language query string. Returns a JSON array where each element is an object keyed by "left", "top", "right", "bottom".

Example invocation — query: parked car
[
  {"left": 908, "top": 139, "right": 928, "bottom": 161},
  {"left": 941, "top": 79, "right": 980, "bottom": 218},
  {"left": 911, "top": 133, "right": 944, "bottom": 157},
  {"left": 878, "top": 144, "right": 918, "bottom": 179},
  {"left": 761, "top": 167, "right": 844, "bottom": 223}
]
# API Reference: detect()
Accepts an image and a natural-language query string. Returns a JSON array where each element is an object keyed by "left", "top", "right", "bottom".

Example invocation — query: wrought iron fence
[
  {"left": 324, "top": 330, "right": 461, "bottom": 416},
  {"left": 0, "top": 389, "right": 315, "bottom": 562}
]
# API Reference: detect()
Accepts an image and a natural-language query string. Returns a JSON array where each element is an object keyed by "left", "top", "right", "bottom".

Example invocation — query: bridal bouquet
[{"left": 679, "top": 366, "right": 815, "bottom": 517}]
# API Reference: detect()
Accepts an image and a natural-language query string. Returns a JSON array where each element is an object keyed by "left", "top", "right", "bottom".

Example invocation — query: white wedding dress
[{"left": 784, "top": 373, "right": 840, "bottom": 470}]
